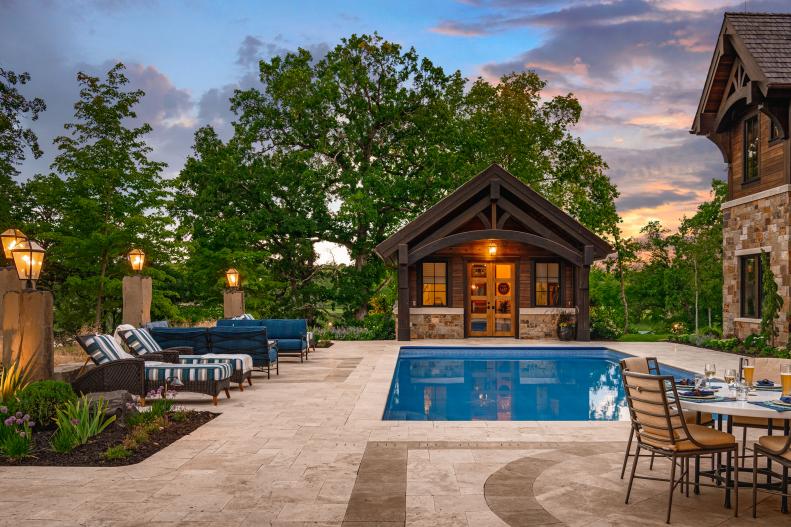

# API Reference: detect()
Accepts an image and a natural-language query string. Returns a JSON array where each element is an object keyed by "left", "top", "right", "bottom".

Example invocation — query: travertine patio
[{"left": 0, "top": 340, "right": 785, "bottom": 526}]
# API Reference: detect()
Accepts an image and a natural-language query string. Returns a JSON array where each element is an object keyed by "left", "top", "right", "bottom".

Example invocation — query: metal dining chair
[{"left": 752, "top": 432, "right": 791, "bottom": 517}]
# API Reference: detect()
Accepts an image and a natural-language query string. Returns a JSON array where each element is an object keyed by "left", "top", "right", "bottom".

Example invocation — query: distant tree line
[{"left": 3, "top": 33, "right": 730, "bottom": 340}]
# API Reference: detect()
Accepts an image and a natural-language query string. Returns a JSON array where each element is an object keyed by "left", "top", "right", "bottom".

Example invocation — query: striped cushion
[
  {"left": 179, "top": 354, "right": 253, "bottom": 374},
  {"left": 144, "top": 362, "right": 232, "bottom": 382},
  {"left": 83, "top": 334, "right": 135, "bottom": 365},
  {"left": 120, "top": 327, "right": 162, "bottom": 355}
]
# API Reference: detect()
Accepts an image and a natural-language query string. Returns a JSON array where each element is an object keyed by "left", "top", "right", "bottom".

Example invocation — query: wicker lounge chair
[
  {"left": 74, "top": 334, "right": 233, "bottom": 405},
  {"left": 118, "top": 325, "right": 254, "bottom": 390},
  {"left": 619, "top": 357, "right": 714, "bottom": 479},
  {"left": 622, "top": 370, "right": 739, "bottom": 523}
]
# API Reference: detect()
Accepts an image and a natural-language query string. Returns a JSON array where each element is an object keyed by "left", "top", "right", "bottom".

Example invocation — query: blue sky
[{"left": 4, "top": 0, "right": 791, "bottom": 254}]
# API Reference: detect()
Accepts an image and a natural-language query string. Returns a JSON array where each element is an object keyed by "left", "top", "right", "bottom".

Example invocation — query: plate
[
  {"left": 774, "top": 398, "right": 791, "bottom": 407},
  {"left": 680, "top": 394, "right": 717, "bottom": 400},
  {"left": 755, "top": 385, "right": 781, "bottom": 391}
]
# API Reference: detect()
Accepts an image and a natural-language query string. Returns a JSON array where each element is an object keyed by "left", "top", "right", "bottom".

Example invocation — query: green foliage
[
  {"left": 51, "top": 396, "right": 116, "bottom": 452},
  {"left": 101, "top": 444, "right": 131, "bottom": 460},
  {"left": 0, "top": 360, "right": 31, "bottom": 404},
  {"left": 617, "top": 333, "right": 669, "bottom": 342},
  {"left": 0, "top": 68, "right": 46, "bottom": 233},
  {"left": 314, "top": 313, "right": 395, "bottom": 341},
  {"left": 760, "top": 250, "right": 784, "bottom": 346},
  {"left": 11, "top": 380, "right": 76, "bottom": 428},
  {"left": 590, "top": 306, "right": 623, "bottom": 340},
  {"left": 0, "top": 408, "right": 34, "bottom": 459}
]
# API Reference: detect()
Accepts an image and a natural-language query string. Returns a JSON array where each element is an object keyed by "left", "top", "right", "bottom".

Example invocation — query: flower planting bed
[{"left": 0, "top": 409, "right": 216, "bottom": 467}]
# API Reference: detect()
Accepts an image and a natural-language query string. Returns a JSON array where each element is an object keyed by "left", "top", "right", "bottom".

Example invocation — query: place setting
[{"left": 674, "top": 363, "right": 736, "bottom": 403}]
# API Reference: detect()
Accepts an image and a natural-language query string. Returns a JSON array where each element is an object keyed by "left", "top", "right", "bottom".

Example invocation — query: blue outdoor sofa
[
  {"left": 217, "top": 318, "right": 309, "bottom": 362},
  {"left": 149, "top": 326, "right": 279, "bottom": 378}
]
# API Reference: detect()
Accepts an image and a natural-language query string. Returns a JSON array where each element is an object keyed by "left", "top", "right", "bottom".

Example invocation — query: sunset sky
[{"left": 4, "top": 0, "right": 791, "bottom": 262}]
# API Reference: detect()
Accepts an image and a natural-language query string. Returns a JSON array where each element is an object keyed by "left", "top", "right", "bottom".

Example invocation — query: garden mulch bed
[{"left": 0, "top": 411, "right": 217, "bottom": 467}]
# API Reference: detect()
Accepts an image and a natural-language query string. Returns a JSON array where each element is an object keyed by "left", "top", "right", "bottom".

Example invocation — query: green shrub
[
  {"left": 11, "top": 381, "right": 76, "bottom": 429},
  {"left": 51, "top": 396, "right": 116, "bottom": 451},
  {"left": 362, "top": 313, "right": 395, "bottom": 340},
  {"left": 698, "top": 326, "right": 722, "bottom": 338},
  {"left": 102, "top": 445, "right": 131, "bottom": 460},
  {"left": 590, "top": 306, "right": 622, "bottom": 340}
]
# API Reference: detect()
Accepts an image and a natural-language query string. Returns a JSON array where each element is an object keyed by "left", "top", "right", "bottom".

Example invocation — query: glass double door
[{"left": 467, "top": 262, "right": 515, "bottom": 337}]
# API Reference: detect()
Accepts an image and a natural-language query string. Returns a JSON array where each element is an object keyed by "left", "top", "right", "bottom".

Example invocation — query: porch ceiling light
[
  {"left": 1, "top": 228, "right": 27, "bottom": 261},
  {"left": 128, "top": 248, "right": 145, "bottom": 273},
  {"left": 11, "top": 239, "right": 45, "bottom": 289},
  {"left": 226, "top": 268, "right": 240, "bottom": 289},
  {"left": 488, "top": 243, "right": 497, "bottom": 257}
]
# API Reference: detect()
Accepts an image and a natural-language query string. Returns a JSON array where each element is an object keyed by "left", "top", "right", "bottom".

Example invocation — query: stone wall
[
  {"left": 408, "top": 312, "right": 464, "bottom": 339},
  {"left": 519, "top": 308, "right": 576, "bottom": 339},
  {"left": 722, "top": 189, "right": 791, "bottom": 345}
]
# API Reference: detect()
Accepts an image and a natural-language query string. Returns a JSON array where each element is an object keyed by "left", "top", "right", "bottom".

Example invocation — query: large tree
[
  {"left": 42, "top": 63, "right": 171, "bottom": 332},
  {"left": 0, "top": 67, "right": 46, "bottom": 235},
  {"left": 222, "top": 33, "right": 619, "bottom": 320}
]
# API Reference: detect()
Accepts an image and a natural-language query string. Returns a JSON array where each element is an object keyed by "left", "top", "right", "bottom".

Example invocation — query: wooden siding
[{"left": 728, "top": 112, "right": 788, "bottom": 200}]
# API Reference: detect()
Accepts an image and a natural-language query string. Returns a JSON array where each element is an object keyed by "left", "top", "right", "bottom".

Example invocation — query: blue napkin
[
  {"left": 678, "top": 395, "right": 736, "bottom": 403},
  {"left": 749, "top": 400, "right": 791, "bottom": 413},
  {"left": 681, "top": 389, "right": 714, "bottom": 397},
  {"left": 756, "top": 379, "right": 775, "bottom": 387}
]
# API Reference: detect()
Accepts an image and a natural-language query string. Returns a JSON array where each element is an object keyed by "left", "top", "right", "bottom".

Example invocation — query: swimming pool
[{"left": 382, "top": 347, "right": 693, "bottom": 421}]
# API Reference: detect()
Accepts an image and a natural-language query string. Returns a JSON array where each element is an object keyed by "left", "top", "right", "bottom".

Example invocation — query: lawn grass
[{"left": 617, "top": 333, "right": 671, "bottom": 342}]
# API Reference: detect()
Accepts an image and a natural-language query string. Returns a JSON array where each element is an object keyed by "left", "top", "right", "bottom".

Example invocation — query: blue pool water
[{"left": 382, "top": 347, "right": 693, "bottom": 421}]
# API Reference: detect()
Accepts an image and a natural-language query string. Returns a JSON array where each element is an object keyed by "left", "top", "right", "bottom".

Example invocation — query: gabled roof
[
  {"left": 692, "top": 13, "right": 791, "bottom": 137},
  {"left": 374, "top": 163, "right": 612, "bottom": 264},
  {"left": 727, "top": 13, "right": 791, "bottom": 84}
]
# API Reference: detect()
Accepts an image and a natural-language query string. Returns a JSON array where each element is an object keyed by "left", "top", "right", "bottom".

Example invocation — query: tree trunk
[
  {"left": 618, "top": 259, "right": 629, "bottom": 334},
  {"left": 354, "top": 251, "right": 368, "bottom": 321},
  {"left": 693, "top": 257, "right": 699, "bottom": 334},
  {"left": 94, "top": 250, "right": 108, "bottom": 331},
  {"left": 708, "top": 307, "right": 712, "bottom": 328}
]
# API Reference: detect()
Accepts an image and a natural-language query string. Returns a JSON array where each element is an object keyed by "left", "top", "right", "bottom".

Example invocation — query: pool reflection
[{"left": 384, "top": 358, "right": 629, "bottom": 421}]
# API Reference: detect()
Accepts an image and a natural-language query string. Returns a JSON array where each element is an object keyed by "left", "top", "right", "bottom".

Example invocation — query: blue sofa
[
  {"left": 149, "top": 326, "right": 279, "bottom": 377},
  {"left": 217, "top": 318, "right": 309, "bottom": 362}
]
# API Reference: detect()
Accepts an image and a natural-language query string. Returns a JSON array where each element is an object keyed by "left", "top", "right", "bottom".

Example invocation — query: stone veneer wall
[
  {"left": 519, "top": 309, "right": 576, "bottom": 339},
  {"left": 722, "top": 189, "right": 791, "bottom": 345},
  {"left": 409, "top": 313, "right": 464, "bottom": 339}
]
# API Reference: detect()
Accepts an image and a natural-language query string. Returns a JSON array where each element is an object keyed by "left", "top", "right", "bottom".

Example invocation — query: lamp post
[
  {"left": 2, "top": 237, "right": 53, "bottom": 381},
  {"left": 223, "top": 267, "right": 245, "bottom": 318},
  {"left": 122, "top": 247, "right": 151, "bottom": 327},
  {"left": 128, "top": 248, "right": 145, "bottom": 273},
  {"left": 1, "top": 229, "right": 27, "bottom": 265},
  {"left": 11, "top": 240, "right": 45, "bottom": 290}
]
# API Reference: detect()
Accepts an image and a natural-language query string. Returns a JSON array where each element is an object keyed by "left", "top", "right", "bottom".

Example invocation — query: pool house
[{"left": 375, "top": 164, "right": 612, "bottom": 341}]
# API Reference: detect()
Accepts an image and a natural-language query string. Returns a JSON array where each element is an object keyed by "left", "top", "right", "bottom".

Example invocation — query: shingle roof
[{"left": 726, "top": 13, "right": 791, "bottom": 85}]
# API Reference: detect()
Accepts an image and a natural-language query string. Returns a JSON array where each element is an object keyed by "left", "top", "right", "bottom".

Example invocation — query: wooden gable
[{"left": 374, "top": 163, "right": 612, "bottom": 266}]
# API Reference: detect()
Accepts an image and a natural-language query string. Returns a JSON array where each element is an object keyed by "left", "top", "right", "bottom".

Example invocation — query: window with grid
[
  {"left": 535, "top": 262, "right": 560, "bottom": 307},
  {"left": 421, "top": 262, "right": 447, "bottom": 306}
]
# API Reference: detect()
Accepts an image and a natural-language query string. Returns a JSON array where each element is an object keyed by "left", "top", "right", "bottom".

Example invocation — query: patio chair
[
  {"left": 622, "top": 370, "right": 739, "bottom": 523},
  {"left": 619, "top": 357, "right": 714, "bottom": 479},
  {"left": 118, "top": 325, "right": 254, "bottom": 390},
  {"left": 734, "top": 357, "right": 791, "bottom": 455},
  {"left": 752, "top": 432, "right": 791, "bottom": 517},
  {"left": 74, "top": 334, "right": 233, "bottom": 405}
]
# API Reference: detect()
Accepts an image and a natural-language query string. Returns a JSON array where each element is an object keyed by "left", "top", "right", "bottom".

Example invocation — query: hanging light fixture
[
  {"left": 128, "top": 248, "right": 145, "bottom": 273},
  {"left": 1, "top": 228, "right": 27, "bottom": 262},
  {"left": 226, "top": 268, "right": 240, "bottom": 289},
  {"left": 11, "top": 240, "right": 45, "bottom": 289},
  {"left": 488, "top": 242, "right": 497, "bottom": 257}
]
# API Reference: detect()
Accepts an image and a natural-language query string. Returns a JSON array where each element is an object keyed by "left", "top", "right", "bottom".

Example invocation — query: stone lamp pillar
[
  {"left": 0, "top": 267, "right": 23, "bottom": 366},
  {"left": 122, "top": 274, "right": 152, "bottom": 327},
  {"left": 2, "top": 288, "right": 54, "bottom": 381}
]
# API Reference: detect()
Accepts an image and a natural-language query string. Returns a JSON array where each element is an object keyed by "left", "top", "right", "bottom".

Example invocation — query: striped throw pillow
[
  {"left": 121, "top": 327, "right": 162, "bottom": 356},
  {"left": 84, "top": 334, "right": 135, "bottom": 365}
]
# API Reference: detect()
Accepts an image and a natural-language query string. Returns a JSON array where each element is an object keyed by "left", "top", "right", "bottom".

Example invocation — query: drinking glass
[
  {"left": 724, "top": 368, "right": 737, "bottom": 391},
  {"left": 735, "top": 383, "right": 749, "bottom": 401},
  {"left": 704, "top": 363, "right": 716, "bottom": 385},
  {"left": 782, "top": 365, "right": 791, "bottom": 396},
  {"left": 743, "top": 359, "right": 755, "bottom": 388}
]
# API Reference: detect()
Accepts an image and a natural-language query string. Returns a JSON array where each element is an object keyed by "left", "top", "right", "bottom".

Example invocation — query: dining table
[{"left": 677, "top": 381, "right": 791, "bottom": 512}]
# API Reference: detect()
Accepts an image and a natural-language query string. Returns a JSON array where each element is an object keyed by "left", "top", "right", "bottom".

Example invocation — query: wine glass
[
  {"left": 724, "top": 368, "right": 737, "bottom": 394},
  {"left": 704, "top": 363, "right": 716, "bottom": 386}
]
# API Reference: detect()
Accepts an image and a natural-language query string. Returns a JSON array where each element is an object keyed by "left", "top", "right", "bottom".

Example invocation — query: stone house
[
  {"left": 692, "top": 13, "right": 791, "bottom": 345},
  {"left": 374, "top": 164, "right": 611, "bottom": 341}
]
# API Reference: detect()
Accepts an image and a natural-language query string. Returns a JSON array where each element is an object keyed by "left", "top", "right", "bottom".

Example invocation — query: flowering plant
[
  {"left": 0, "top": 407, "right": 34, "bottom": 459},
  {"left": 50, "top": 396, "right": 115, "bottom": 453}
]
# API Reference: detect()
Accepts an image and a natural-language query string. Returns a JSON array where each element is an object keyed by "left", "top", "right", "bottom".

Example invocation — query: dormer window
[{"left": 743, "top": 115, "right": 759, "bottom": 183}]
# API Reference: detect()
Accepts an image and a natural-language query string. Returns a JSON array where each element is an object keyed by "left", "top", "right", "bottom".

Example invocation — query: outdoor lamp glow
[
  {"left": 128, "top": 248, "right": 145, "bottom": 272},
  {"left": 488, "top": 243, "right": 497, "bottom": 256},
  {"left": 226, "top": 268, "right": 240, "bottom": 289},
  {"left": 1, "top": 228, "right": 27, "bottom": 261},
  {"left": 11, "top": 240, "right": 45, "bottom": 289}
]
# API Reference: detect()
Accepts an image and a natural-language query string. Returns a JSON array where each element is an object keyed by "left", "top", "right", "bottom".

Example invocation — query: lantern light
[
  {"left": 488, "top": 243, "right": 497, "bottom": 257},
  {"left": 1, "top": 228, "right": 27, "bottom": 261},
  {"left": 226, "top": 268, "right": 240, "bottom": 289},
  {"left": 128, "top": 248, "right": 145, "bottom": 273},
  {"left": 11, "top": 240, "right": 45, "bottom": 289}
]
